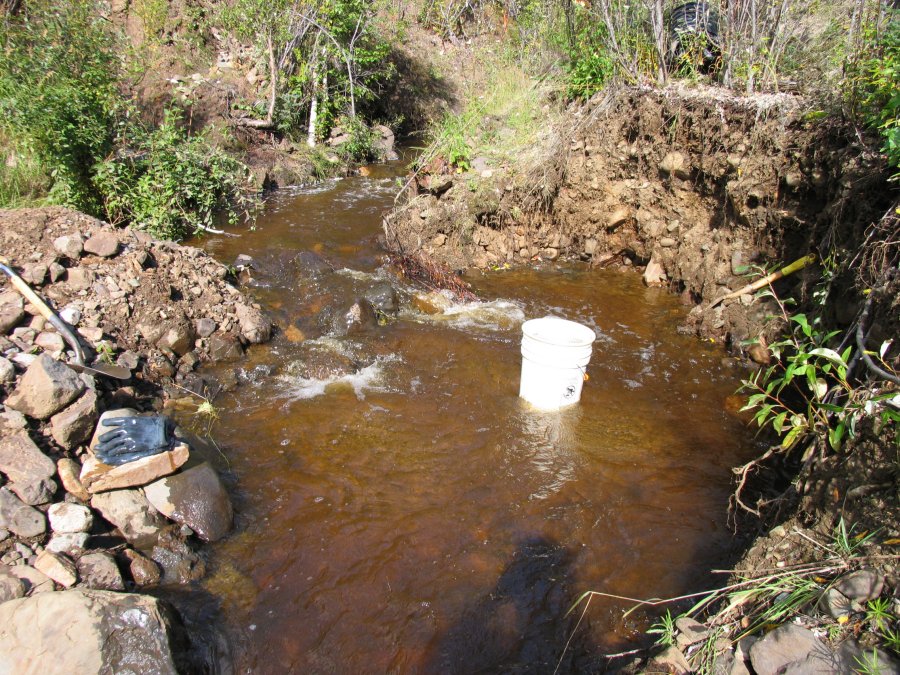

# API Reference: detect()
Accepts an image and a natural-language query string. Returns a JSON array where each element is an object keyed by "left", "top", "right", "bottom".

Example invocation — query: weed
[
  {"left": 690, "top": 626, "right": 725, "bottom": 675},
  {"left": 95, "top": 341, "right": 116, "bottom": 365},
  {"left": 866, "top": 597, "right": 895, "bottom": 633},
  {"left": 646, "top": 609, "right": 677, "bottom": 647},
  {"left": 727, "top": 574, "right": 822, "bottom": 638},
  {"left": 855, "top": 648, "right": 886, "bottom": 674},
  {"left": 832, "top": 517, "right": 879, "bottom": 558},
  {"left": 883, "top": 626, "right": 900, "bottom": 655}
]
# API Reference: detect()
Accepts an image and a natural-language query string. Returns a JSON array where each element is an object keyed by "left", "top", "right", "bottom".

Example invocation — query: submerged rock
[
  {"left": 293, "top": 251, "right": 334, "bottom": 278},
  {"left": 364, "top": 282, "right": 400, "bottom": 315},
  {"left": 332, "top": 298, "right": 378, "bottom": 336}
]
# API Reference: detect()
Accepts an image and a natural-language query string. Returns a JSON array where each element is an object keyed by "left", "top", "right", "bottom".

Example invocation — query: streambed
[{"left": 193, "top": 161, "right": 762, "bottom": 672}]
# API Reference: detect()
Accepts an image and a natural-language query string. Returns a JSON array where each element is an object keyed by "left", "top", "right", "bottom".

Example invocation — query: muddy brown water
[{"left": 191, "top": 161, "right": 762, "bottom": 673}]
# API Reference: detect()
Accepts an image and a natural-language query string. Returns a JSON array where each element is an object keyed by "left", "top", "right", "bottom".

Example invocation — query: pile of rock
[
  {"left": 0, "top": 207, "right": 271, "bottom": 669},
  {"left": 0, "top": 207, "right": 272, "bottom": 393}
]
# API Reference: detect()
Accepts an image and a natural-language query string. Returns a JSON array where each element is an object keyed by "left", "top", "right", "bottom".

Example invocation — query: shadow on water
[{"left": 421, "top": 536, "right": 582, "bottom": 674}]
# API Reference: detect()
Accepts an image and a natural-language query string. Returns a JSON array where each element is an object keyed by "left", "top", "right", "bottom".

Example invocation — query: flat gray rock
[
  {"left": 834, "top": 568, "right": 884, "bottom": 604},
  {"left": 0, "top": 431, "right": 56, "bottom": 505},
  {"left": 750, "top": 623, "right": 820, "bottom": 675},
  {"left": 0, "top": 487, "right": 46, "bottom": 538}
]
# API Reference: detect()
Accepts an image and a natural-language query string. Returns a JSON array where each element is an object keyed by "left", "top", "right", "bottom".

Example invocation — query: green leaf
[
  {"left": 772, "top": 411, "right": 788, "bottom": 432},
  {"left": 782, "top": 425, "right": 804, "bottom": 449},
  {"left": 808, "top": 347, "right": 847, "bottom": 369},
  {"left": 829, "top": 423, "right": 846, "bottom": 451},
  {"left": 791, "top": 314, "right": 812, "bottom": 337}
]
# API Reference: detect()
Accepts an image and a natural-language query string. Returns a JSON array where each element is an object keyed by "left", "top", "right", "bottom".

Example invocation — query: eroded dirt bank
[{"left": 385, "top": 84, "right": 896, "bottom": 352}]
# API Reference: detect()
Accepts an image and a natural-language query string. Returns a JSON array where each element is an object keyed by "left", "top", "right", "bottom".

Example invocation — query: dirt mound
[{"left": 0, "top": 207, "right": 273, "bottom": 397}]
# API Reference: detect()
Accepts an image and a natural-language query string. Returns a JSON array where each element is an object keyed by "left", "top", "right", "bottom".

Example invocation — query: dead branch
[{"left": 388, "top": 251, "right": 478, "bottom": 302}]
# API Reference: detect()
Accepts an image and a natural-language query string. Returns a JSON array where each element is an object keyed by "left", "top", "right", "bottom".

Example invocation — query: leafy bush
[
  {"left": 740, "top": 281, "right": 899, "bottom": 453},
  {"left": 94, "top": 110, "right": 256, "bottom": 240},
  {"left": 0, "top": 0, "right": 120, "bottom": 211},
  {"left": 566, "top": 37, "right": 616, "bottom": 99},
  {"left": 852, "top": 17, "right": 900, "bottom": 176},
  {"left": 334, "top": 116, "right": 380, "bottom": 163}
]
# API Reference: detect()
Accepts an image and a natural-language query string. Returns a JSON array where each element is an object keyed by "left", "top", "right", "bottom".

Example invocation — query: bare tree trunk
[
  {"left": 308, "top": 50, "right": 320, "bottom": 147},
  {"left": 266, "top": 30, "right": 278, "bottom": 124},
  {"left": 650, "top": 0, "right": 667, "bottom": 84}
]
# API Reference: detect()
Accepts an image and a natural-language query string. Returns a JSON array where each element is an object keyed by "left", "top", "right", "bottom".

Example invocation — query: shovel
[{"left": 0, "top": 259, "right": 131, "bottom": 380}]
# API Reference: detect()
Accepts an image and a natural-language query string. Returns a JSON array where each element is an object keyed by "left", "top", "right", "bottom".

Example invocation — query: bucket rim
[{"left": 521, "top": 316, "right": 596, "bottom": 346}]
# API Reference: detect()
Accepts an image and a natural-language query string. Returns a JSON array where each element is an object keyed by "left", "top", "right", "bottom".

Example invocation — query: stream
[{"left": 189, "top": 159, "right": 763, "bottom": 673}]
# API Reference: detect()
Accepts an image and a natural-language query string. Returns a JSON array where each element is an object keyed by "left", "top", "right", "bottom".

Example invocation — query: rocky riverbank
[{"left": 0, "top": 206, "right": 274, "bottom": 671}]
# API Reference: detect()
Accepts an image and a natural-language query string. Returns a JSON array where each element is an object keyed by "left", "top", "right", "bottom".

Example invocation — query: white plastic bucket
[{"left": 519, "top": 317, "right": 596, "bottom": 410}]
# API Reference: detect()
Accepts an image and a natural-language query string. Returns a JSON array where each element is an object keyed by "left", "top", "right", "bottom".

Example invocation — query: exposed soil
[{"left": 385, "top": 83, "right": 895, "bottom": 352}]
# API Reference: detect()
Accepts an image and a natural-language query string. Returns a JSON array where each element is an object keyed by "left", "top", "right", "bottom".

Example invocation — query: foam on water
[
  {"left": 277, "top": 353, "right": 401, "bottom": 401},
  {"left": 403, "top": 293, "right": 526, "bottom": 332}
]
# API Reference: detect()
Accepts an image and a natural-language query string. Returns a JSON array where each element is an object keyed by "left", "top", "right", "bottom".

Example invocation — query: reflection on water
[{"left": 189, "top": 161, "right": 761, "bottom": 673}]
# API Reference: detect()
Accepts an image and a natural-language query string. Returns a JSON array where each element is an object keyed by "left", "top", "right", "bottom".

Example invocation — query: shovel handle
[{"left": 0, "top": 261, "right": 88, "bottom": 363}]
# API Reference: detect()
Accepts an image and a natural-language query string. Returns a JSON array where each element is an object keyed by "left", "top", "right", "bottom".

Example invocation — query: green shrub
[
  {"left": 336, "top": 116, "right": 380, "bottom": 163},
  {"left": 94, "top": 110, "right": 256, "bottom": 240},
  {"left": 563, "top": 10, "right": 617, "bottom": 99},
  {"left": 0, "top": 133, "right": 50, "bottom": 207},
  {"left": 0, "top": 0, "right": 120, "bottom": 212},
  {"left": 852, "top": 17, "right": 900, "bottom": 176}
]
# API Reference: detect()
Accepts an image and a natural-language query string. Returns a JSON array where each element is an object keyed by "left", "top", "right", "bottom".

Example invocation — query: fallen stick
[{"left": 708, "top": 253, "right": 816, "bottom": 309}]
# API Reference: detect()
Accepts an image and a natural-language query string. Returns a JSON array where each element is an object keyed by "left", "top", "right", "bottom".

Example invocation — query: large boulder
[
  {"left": 4, "top": 354, "right": 85, "bottom": 420},
  {"left": 0, "top": 589, "right": 187, "bottom": 674},
  {"left": 144, "top": 462, "right": 233, "bottom": 542}
]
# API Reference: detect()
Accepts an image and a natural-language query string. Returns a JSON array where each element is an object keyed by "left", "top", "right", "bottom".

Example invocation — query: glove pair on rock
[{"left": 94, "top": 415, "right": 176, "bottom": 466}]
